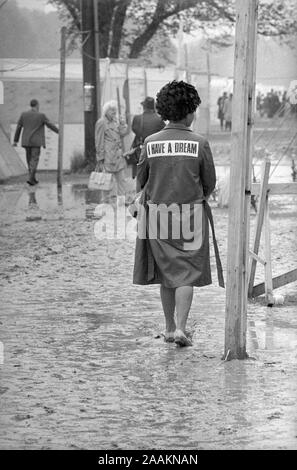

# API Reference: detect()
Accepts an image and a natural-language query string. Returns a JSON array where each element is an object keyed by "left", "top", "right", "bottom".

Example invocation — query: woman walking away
[{"left": 133, "top": 80, "right": 223, "bottom": 347}]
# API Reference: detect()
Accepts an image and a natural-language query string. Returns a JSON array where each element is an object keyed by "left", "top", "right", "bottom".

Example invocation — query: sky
[{"left": 16, "top": 0, "right": 56, "bottom": 13}]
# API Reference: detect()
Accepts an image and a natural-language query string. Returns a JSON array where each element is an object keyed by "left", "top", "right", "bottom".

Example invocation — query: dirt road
[{"left": 0, "top": 173, "right": 296, "bottom": 450}]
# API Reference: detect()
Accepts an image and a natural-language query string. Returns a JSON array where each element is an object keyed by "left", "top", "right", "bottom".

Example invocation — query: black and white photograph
[{"left": 0, "top": 0, "right": 297, "bottom": 455}]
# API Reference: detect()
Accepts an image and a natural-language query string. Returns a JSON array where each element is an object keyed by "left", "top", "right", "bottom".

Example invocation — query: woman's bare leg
[
  {"left": 175, "top": 286, "right": 193, "bottom": 346},
  {"left": 160, "top": 285, "right": 176, "bottom": 339}
]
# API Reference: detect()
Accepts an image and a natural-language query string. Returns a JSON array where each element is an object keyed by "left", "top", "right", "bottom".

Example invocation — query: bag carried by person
[{"left": 88, "top": 165, "right": 114, "bottom": 191}]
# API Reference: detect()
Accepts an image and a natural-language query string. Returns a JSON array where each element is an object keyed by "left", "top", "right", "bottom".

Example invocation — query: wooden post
[
  {"left": 248, "top": 158, "right": 271, "bottom": 296},
  {"left": 123, "top": 63, "right": 131, "bottom": 132},
  {"left": 264, "top": 193, "right": 274, "bottom": 305},
  {"left": 206, "top": 39, "right": 211, "bottom": 136},
  {"left": 93, "top": 0, "right": 101, "bottom": 119},
  {"left": 224, "top": 0, "right": 259, "bottom": 360},
  {"left": 144, "top": 68, "right": 148, "bottom": 98},
  {"left": 116, "top": 86, "right": 125, "bottom": 153},
  {"left": 57, "top": 26, "right": 66, "bottom": 188},
  {"left": 250, "top": 180, "right": 297, "bottom": 299},
  {"left": 116, "top": 86, "right": 121, "bottom": 119},
  {"left": 184, "top": 43, "right": 190, "bottom": 82},
  {"left": 81, "top": 0, "right": 97, "bottom": 165}
]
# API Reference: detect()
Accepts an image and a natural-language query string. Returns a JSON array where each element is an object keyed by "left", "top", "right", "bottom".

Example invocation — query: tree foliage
[{"left": 48, "top": 0, "right": 297, "bottom": 60}]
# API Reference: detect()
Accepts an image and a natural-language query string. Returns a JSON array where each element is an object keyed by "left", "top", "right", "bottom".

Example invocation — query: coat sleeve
[
  {"left": 132, "top": 115, "right": 140, "bottom": 136},
  {"left": 44, "top": 114, "right": 59, "bottom": 133},
  {"left": 199, "top": 140, "right": 216, "bottom": 198},
  {"left": 13, "top": 113, "right": 24, "bottom": 143},
  {"left": 131, "top": 115, "right": 143, "bottom": 147},
  {"left": 95, "top": 118, "right": 105, "bottom": 161},
  {"left": 136, "top": 141, "right": 149, "bottom": 189}
]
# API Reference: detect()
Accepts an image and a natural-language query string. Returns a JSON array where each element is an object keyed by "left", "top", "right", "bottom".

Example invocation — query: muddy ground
[{"left": 0, "top": 135, "right": 297, "bottom": 449}]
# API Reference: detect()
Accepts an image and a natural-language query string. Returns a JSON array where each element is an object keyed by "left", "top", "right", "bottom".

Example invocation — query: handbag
[{"left": 88, "top": 165, "right": 114, "bottom": 191}]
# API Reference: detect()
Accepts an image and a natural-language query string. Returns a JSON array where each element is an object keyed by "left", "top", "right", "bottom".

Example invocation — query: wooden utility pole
[
  {"left": 144, "top": 68, "right": 148, "bottom": 97},
  {"left": 93, "top": 0, "right": 101, "bottom": 119},
  {"left": 81, "top": 0, "right": 97, "bottom": 165},
  {"left": 57, "top": 26, "right": 66, "bottom": 188},
  {"left": 116, "top": 86, "right": 125, "bottom": 153},
  {"left": 206, "top": 39, "right": 211, "bottom": 136},
  {"left": 123, "top": 64, "right": 131, "bottom": 131},
  {"left": 224, "top": 0, "right": 259, "bottom": 360},
  {"left": 184, "top": 43, "right": 190, "bottom": 82}
]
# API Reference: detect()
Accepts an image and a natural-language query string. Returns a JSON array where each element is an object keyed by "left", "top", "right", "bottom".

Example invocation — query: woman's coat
[
  {"left": 133, "top": 123, "right": 223, "bottom": 288},
  {"left": 95, "top": 116, "right": 128, "bottom": 173}
]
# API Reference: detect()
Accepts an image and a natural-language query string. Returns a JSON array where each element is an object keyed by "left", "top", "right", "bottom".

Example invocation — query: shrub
[{"left": 70, "top": 151, "right": 92, "bottom": 173}]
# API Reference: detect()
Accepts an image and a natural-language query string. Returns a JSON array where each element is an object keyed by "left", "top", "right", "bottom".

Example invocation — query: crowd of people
[
  {"left": 256, "top": 89, "right": 287, "bottom": 118},
  {"left": 217, "top": 87, "right": 296, "bottom": 131}
]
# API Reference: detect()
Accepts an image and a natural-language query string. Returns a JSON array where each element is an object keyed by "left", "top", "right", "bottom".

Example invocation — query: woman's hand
[{"left": 119, "top": 115, "right": 126, "bottom": 125}]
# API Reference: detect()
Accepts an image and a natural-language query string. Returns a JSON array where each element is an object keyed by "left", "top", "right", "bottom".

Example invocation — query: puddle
[
  {"left": 0, "top": 164, "right": 295, "bottom": 224},
  {"left": 247, "top": 311, "right": 297, "bottom": 356},
  {"left": 0, "top": 180, "right": 132, "bottom": 223}
]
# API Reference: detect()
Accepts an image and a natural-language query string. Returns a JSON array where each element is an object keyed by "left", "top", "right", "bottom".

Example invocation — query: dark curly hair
[{"left": 156, "top": 80, "right": 201, "bottom": 122}]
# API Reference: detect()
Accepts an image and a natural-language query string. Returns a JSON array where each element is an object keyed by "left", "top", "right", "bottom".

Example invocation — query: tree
[
  {"left": 0, "top": 0, "right": 61, "bottom": 58},
  {"left": 48, "top": 0, "right": 297, "bottom": 60}
]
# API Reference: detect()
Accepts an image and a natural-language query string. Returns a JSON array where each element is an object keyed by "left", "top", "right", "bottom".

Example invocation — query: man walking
[{"left": 13, "top": 99, "right": 59, "bottom": 185}]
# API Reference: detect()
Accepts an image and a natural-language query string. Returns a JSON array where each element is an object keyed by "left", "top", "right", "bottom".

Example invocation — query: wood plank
[
  {"left": 57, "top": 26, "right": 66, "bottom": 189},
  {"left": 249, "top": 250, "right": 266, "bottom": 265},
  {"left": 248, "top": 159, "right": 271, "bottom": 297},
  {"left": 252, "top": 182, "right": 297, "bottom": 196},
  {"left": 252, "top": 268, "right": 297, "bottom": 297},
  {"left": 93, "top": 0, "right": 101, "bottom": 118},
  {"left": 224, "top": 0, "right": 258, "bottom": 360},
  {"left": 264, "top": 196, "right": 274, "bottom": 305}
]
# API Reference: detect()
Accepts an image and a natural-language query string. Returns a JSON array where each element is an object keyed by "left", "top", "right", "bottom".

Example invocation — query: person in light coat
[{"left": 95, "top": 100, "right": 129, "bottom": 197}]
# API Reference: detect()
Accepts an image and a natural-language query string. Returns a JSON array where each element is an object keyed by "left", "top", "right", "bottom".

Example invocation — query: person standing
[
  {"left": 13, "top": 99, "right": 59, "bottom": 185},
  {"left": 256, "top": 91, "right": 264, "bottom": 117},
  {"left": 217, "top": 92, "right": 227, "bottom": 131},
  {"left": 133, "top": 80, "right": 223, "bottom": 347},
  {"left": 223, "top": 93, "right": 233, "bottom": 131},
  {"left": 128, "top": 97, "right": 165, "bottom": 188},
  {"left": 95, "top": 100, "right": 129, "bottom": 199}
]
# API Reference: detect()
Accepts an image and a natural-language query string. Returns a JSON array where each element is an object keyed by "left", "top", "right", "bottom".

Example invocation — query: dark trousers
[
  {"left": 25, "top": 147, "right": 40, "bottom": 183},
  {"left": 225, "top": 120, "right": 232, "bottom": 131}
]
